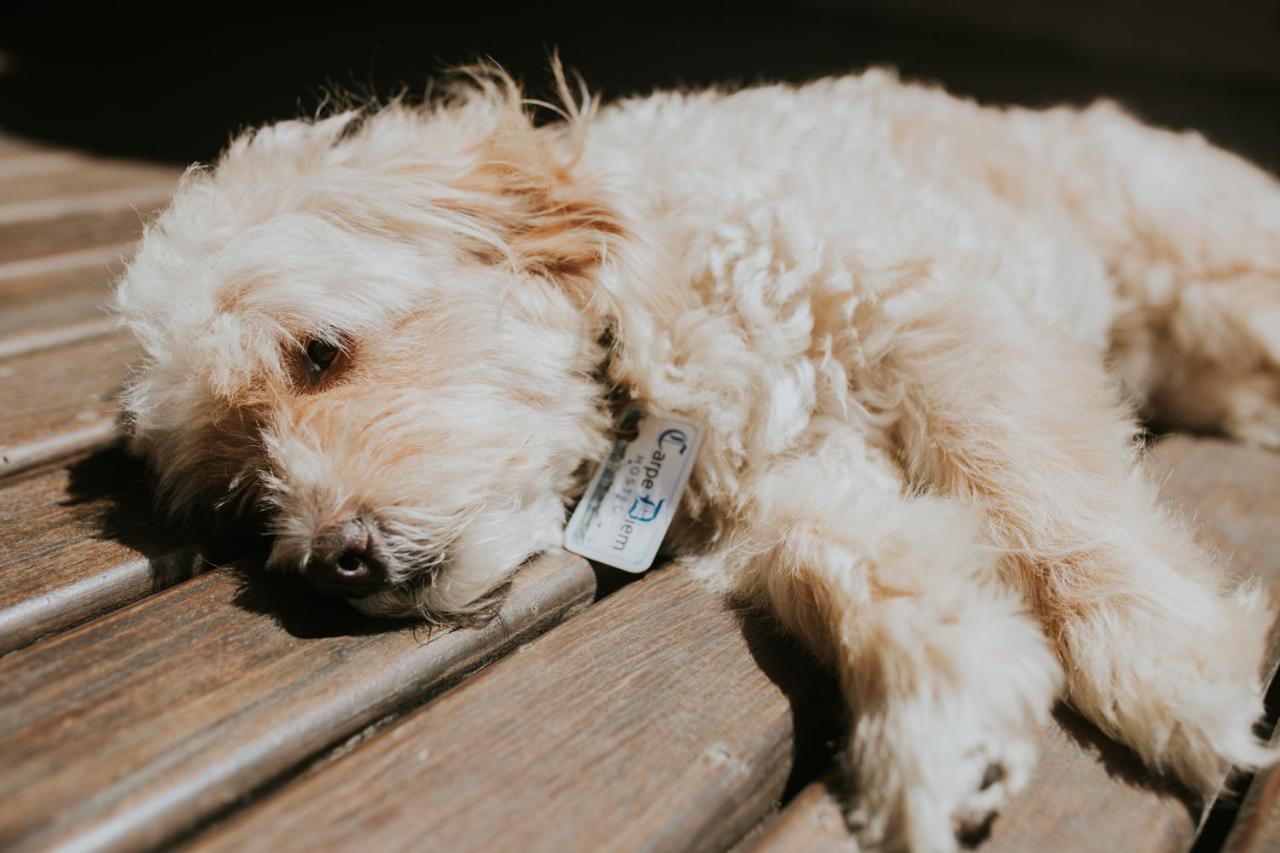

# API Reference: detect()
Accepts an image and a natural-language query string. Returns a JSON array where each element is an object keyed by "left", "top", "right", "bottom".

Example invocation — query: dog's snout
[{"left": 305, "top": 516, "right": 386, "bottom": 597}]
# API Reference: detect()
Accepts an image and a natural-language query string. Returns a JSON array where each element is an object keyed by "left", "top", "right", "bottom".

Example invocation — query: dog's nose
[{"left": 305, "top": 517, "right": 386, "bottom": 597}]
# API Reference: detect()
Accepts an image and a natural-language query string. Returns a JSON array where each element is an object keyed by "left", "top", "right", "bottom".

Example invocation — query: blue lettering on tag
[
  {"left": 628, "top": 495, "right": 664, "bottom": 522},
  {"left": 564, "top": 411, "right": 704, "bottom": 573}
]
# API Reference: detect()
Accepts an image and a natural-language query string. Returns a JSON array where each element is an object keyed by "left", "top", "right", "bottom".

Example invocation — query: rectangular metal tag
[{"left": 564, "top": 410, "right": 703, "bottom": 572}]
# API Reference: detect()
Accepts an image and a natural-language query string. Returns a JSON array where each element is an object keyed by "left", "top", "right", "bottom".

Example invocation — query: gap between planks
[
  {"left": 0, "top": 332, "right": 135, "bottom": 479},
  {"left": 0, "top": 183, "right": 175, "bottom": 226},
  {"left": 0, "top": 244, "right": 137, "bottom": 358},
  {"left": 0, "top": 243, "right": 134, "bottom": 283},
  {"left": 1221, "top": 716, "right": 1280, "bottom": 851},
  {"left": 0, "top": 183, "right": 168, "bottom": 265},
  {"left": 0, "top": 448, "right": 201, "bottom": 656}
]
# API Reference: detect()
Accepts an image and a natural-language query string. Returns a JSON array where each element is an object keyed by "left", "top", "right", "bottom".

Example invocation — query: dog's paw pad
[
  {"left": 843, "top": 725, "right": 1039, "bottom": 851},
  {"left": 951, "top": 734, "right": 1036, "bottom": 841}
]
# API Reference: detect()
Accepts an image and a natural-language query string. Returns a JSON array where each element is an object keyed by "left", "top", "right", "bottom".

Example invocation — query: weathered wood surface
[
  {"left": 0, "top": 150, "right": 174, "bottom": 350},
  {"left": 0, "top": 246, "right": 130, "bottom": 358},
  {"left": 0, "top": 157, "right": 177, "bottom": 205},
  {"left": 751, "top": 775, "right": 850, "bottom": 852},
  {"left": 190, "top": 564, "right": 816, "bottom": 853},
  {"left": 750, "top": 436, "right": 1280, "bottom": 853},
  {"left": 1209, "top": 443, "right": 1280, "bottom": 853},
  {"left": 0, "top": 551, "right": 595, "bottom": 853},
  {"left": 0, "top": 183, "right": 171, "bottom": 265},
  {"left": 0, "top": 449, "right": 199, "bottom": 655},
  {"left": 0, "top": 332, "right": 134, "bottom": 476}
]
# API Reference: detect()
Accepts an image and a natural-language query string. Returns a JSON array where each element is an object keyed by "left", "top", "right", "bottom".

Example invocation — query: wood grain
[
  {"left": 0, "top": 551, "right": 595, "bottom": 853},
  {"left": 190, "top": 564, "right": 816, "bottom": 853},
  {"left": 0, "top": 332, "right": 134, "bottom": 477},
  {"left": 0, "top": 245, "right": 131, "bottom": 358},
  {"left": 0, "top": 158, "right": 178, "bottom": 204},
  {"left": 748, "top": 436, "right": 1280, "bottom": 853},
  {"left": 0, "top": 448, "right": 198, "bottom": 655},
  {"left": 751, "top": 775, "right": 851, "bottom": 852},
  {"left": 0, "top": 184, "right": 170, "bottom": 265}
]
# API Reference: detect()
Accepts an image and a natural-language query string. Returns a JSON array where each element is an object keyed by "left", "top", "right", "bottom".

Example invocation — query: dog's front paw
[
  {"left": 841, "top": 615, "right": 1061, "bottom": 851},
  {"left": 1064, "top": 580, "right": 1278, "bottom": 794},
  {"left": 845, "top": 723, "right": 1039, "bottom": 852}
]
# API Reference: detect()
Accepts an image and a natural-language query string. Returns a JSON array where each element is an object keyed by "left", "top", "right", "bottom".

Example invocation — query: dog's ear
[
  {"left": 261, "top": 70, "right": 628, "bottom": 295},
  {"left": 447, "top": 144, "right": 627, "bottom": 289},
  {"left": 496, "top": 164, "right": 624, "bottom": 282},
  {"left": 430, "top": 63, "right": 628, "bottom": 288}
]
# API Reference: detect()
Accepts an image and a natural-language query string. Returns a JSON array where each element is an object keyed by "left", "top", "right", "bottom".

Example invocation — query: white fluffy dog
[{"left": 113, "top": 65, "right": 1280, "bottom": 850}]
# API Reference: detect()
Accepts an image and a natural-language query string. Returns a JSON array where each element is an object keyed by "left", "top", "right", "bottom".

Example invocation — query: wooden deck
[{"left": 2, "top": 134, "right": 1280, "bottom": 852}]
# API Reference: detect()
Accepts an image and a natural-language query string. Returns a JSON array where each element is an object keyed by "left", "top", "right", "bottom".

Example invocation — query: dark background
[{"left": 2, "top": 2, "right": 1278, "bottom": 172}]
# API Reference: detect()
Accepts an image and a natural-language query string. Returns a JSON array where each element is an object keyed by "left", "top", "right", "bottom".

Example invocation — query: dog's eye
[{"left": 305, "top": 339, "right": 339, "bottom": 380}]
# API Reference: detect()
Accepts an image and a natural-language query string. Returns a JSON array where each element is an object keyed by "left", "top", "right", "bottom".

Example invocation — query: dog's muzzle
[{"left": 305, "top": 516, "right": 388, "bottom": 598}]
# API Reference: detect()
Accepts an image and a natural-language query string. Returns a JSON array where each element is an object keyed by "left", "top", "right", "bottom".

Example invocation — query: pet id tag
[{"left": 564, "top": 410, "right": 703, "bottom": 572}]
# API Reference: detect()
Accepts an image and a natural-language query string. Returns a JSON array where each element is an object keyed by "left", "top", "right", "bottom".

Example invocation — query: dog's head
[{"left": 113, "top": 70, "right": 621, "bottom": 622}]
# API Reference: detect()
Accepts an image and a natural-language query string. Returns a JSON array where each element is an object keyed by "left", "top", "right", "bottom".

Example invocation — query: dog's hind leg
[
  {"left": 1047, "top": 103, "right": 1280, "bottom": 448},
  {"left": 889, "top": 284, "right": 1276, "bottom": 797},
  {"left": 723, "top": 424, "right": 1062, "bottom": 851}
]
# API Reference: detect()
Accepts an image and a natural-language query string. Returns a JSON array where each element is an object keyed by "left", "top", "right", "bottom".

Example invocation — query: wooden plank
[
  {"left": 0, "top": 245, "right": 131, "bottom": 358},
  {"left": 0, "top": 551, "right": 595, "bottom": 853},
  {"left": 1152, "top": 436, "right": 1280, "bottom": 587},
  {"left": 0, "top": 151, "right": 84, "bottom": 180},
  {"left": 0, "top": 448, "right": 199, "bottom": 655},
  {"left": 0, "top": 159, "right": 178, "bottom": 205},
  {"left": 189, "top": 564, "right": 818, "bottom": 853},
  {"left": 0, "top": 184, "right": 171, "bottom": 265},
  {"left": 748, "top": 436, "right": 1280, "bottom": 853},
  {"left": 1197, "top": 442, "right": 1280, "bottom": 853},
  {"left": 0, "top": 332, "right": 134, "bottom": 477},
  {"left": 751, "top": 775, "right": 849, "bottom": 852}
]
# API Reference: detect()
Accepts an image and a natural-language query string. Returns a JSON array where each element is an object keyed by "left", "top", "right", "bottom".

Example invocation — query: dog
[{"left": 112, "top": 65, "right": 1280, "bottom": 850}]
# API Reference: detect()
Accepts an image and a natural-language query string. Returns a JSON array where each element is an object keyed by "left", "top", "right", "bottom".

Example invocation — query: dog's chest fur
[{"left": 575, "top": 72, "right": 1119, "bottom": 547}]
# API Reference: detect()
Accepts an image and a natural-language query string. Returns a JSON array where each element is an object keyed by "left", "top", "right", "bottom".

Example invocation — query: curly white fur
[{"left": 114, "top": 66, "right": 1280, "bottom": 850}]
